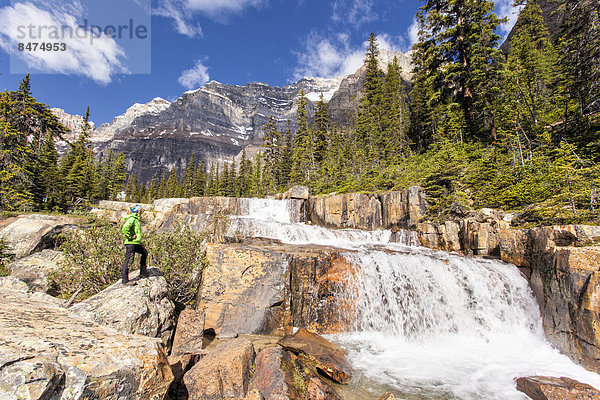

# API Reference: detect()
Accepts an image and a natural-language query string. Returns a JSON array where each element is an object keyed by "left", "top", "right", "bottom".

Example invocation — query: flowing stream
[{"left": 228, "top": 198, "right": 600, "bottom": 399}]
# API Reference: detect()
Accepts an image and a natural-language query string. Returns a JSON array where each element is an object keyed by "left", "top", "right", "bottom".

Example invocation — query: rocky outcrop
[
  {"left": 415, "top": 210, "right": 600, "bottom": 373},
  {"left": 308, "top": 186, "right": 427, "bottom": 230},
  {"left": 70, "top": 268, "right": 175, "bottom": 345},
  {"left": 515, "top": 376, "right": 600, "bottom": 399},
  {"left": 183, "top": 338, "right": 255, "bottom": 400},
  {"left": 171, "top": 309, "right": 205, "bottom": 356},
  {"left": 0, "top": 214, "right": 81, "bottom": 258},
  {"left": 199, "top": 240, "right": 356, "bottom": 338},
  {"left": 7, "top": 249, "right": 64, "bottom": 293},
  {"left": 277, "top": 328, "right": 352, "bottom": 384},
  {"left": 0, "top": 286, "right": 173, "bottom": 400}
]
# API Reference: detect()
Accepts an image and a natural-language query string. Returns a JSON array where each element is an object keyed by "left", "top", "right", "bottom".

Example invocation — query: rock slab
[
  {"left": 0, "top": 214, "right": 81, "bottom": 258},
  {"left": 70, "top": 268, "right": 175, "bottom": 345},
  {"left": 277, "top": 328, "right": 352, "bottom": 384},
  {"left": 183, "top": 338, "right": 255, "bottom": 400},
  {"left": 7, "top": 249, "right": 64, "bottom": 293},
  {"left": 515, "top": 376, "right": 600, "bottom": 399},
  {"left": 171, "top": 308, "right": 205, "bottom": 356},
  {"left": 0, "top": 287, "right": 173, "bottom": 400}
]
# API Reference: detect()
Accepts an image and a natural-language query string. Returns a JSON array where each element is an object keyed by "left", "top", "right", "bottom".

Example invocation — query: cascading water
[{"left": 227, "top": 198, "right": 600, "bottom": 399}]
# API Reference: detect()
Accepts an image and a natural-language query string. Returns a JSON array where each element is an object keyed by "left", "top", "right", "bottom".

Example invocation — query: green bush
[{"left": 50, "top": 218, "right": 209, "bottom": 304}]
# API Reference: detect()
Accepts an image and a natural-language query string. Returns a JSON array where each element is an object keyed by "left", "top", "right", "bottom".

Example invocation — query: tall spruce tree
[
  {"left": 411, "top": 0, "right": 504, "bottom": 141},
  {"left": 290, "top": 90, "right": 313, "bottom": 184},
  {"left": 261, "top": 116, "right": 281, "bottom": 191}
]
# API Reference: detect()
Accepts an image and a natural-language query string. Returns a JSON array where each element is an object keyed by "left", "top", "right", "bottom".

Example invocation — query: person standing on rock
[{"left": 121, "top": 205, "right": 149, "bottom": 285}]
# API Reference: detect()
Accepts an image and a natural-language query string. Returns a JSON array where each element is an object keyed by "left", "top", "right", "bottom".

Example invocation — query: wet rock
[
  {"left": 515, "top": 376, "right": 600, "bottom": 399},
  {"left": 70, "top": 268, "right": 175, "bottom": 344},
  {"left": 183, "top": 338, "right": 255, "bottom": 400},
  {"left": 0, "top": 214, "right": 81, "bottom": 258},
  {"left": 7, "top": 249, "right": 64, "bottom": 293},
  {"left": 171, "top": 308, "right": 205, "bottom": 356},
  {"left": 277, "top": 328, "right": 352, "bottom": 384},
  {"left": 200, "top": 241, "right": 356, "bottom": 337},
  {"left": 0, "top": 287, "right": 173, "bottom": 400}
]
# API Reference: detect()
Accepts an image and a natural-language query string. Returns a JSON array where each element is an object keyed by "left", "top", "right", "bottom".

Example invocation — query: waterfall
[{"left": 224, "top": 198, "right": 600, "bottom": 399}]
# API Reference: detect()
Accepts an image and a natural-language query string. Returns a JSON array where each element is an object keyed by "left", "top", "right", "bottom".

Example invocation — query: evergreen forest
[{"left": 1, "top": 0, "right": 599, "bottom": 225}]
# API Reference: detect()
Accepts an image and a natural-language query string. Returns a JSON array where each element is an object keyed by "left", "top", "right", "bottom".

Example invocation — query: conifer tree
[
  {"left": 279, "top": 120, "right": 293, "bottom": 187},
  {"left": 262, "top": 116, "right": 281, "bottom": 191},
  {"left": 290, "top": 90, "right": 313, "bottom": 184},
  {"left": 411, "top": 0, "right": 504, "bottom": 141},
  {"left": 166, "top": 168, "right": 179, "bottom": 197},
  {"left": 192, "top": 161, "right": 207, "bottom": 196},
  {"left": 313, "top": 94, "right": 329, "bottom": 164}
]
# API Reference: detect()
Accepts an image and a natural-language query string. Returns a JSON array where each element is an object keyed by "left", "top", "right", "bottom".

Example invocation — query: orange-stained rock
[
  {"left": 515, "top": 376, "right": 600, "bottom": 399},
  {"left": 183, "top": 338, "right": 255, "bottom": 400},
  {"left": 200, "top": 240, "right": 357, "bottom": 337},
  {"left": 379, "top": 393, "right": 397, "bottom": 400},
  {"left": 171, "top": 309, "right": 205, "bottom": 356},
  {"left": 278, "top": 328, "right": 352, "bottom": 384},
  {"left": 250, "top": 346, "right": 341, "bottom": 400}
]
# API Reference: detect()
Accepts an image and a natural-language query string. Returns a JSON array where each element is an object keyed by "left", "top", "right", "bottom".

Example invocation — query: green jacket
[{"left": 122, "top": 213, "right": 142, "bottom": 245}]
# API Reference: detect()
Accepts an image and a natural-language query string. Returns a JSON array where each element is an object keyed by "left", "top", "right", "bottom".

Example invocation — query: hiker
[{"left": 121, "top": 205, "right": 149, "bottom": 285}]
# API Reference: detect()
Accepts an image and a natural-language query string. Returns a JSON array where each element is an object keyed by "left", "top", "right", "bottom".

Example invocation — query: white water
[{"left": 228, "top": 198, "right": 600, "bottom": 399}]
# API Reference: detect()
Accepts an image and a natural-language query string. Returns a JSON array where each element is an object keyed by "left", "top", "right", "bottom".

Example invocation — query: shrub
[
  {"left": 0, "top": 238, "right": 13, "bottom": 277},
  {"left": 50, "top": 217, "right": 209, "bottom": 304}
]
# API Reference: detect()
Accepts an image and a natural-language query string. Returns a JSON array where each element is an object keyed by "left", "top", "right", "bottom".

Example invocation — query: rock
[
  {"left": 277, "top": 328, "right": 352, "bottom": 384},
  {"left": 7, "top": 249, "right": 64, "bottom": 293},
  {"left": 250, "top": 346, "right": 341, "bottom": 400},
  {"left": 244, "top": 388, "right": 265, "bottom": 400},
  {"left": 70, "top": 268, "right": 175, "bottom": 344},
  {"left": 0, "top": 276, "right": 29, "bottom": 292},
  {"left": 250, "top": 347, "right": 299, "bottom": 400},
  {"left": 200, "top": 241, "right": 356, "bottom": 337},
  {"left": 0, "top": 287, "right": 173, "bottom": 399},
  {"left": 380, "top": 186, "right": 428, "bottom": 229},
  {"left": 308, "top": 192, "right": 383, "bottom": 230},
  {"left": 379, "top": 393, "right": 397, "bottom": 400},
  {"left": 0, "top": 214, "right": 81, "bottom": 258},
  {"left": 284, "top": 186, "right": 310, "bottom": 200},
  {"left": 171, "top": 308, "right": 205, "bottom": 356},
  {"left": 515, "top": 376, "right": 600, "bottom": 399},
  {"left": 183, "top": 338, "right": 255, "bottom": 400}
]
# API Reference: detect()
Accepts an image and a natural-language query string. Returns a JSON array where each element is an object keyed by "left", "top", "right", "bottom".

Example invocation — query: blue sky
[{"left": 0, "top": 0, "right": 519, "bottom": 125}]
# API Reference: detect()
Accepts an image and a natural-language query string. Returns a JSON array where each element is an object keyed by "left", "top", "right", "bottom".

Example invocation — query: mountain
[
  {"left": 51, "top": 108, "right": 95, "bottom": 141},
  {"left": 93, "top": 50, "right": 411, "bottom": 183},
  {"left": 500, "top": 0, "right": 562, "bottom": 53}
]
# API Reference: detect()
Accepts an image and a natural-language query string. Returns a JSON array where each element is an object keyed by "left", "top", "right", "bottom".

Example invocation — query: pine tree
[
  {"left": 279, "top": 120, "right": 293, "bottom": 187},
  {"left": 383, "top": 56, "right": 408, "bottom": 162},
  {"left": 411, "top": 0, "right": 504, "bottom": 141},
  {"left": 192, "top": 161, "right": 207, "bottom": 196},
  {"left": 262, "top": 116, "right": 281, "bottom": 191},
  {"left": 313, "top": 94, "right": 329, "bottom": 165},
  {"left": 290, "top": 90, "right": 313, "bottom": 184},
  {"left": 237, "top": 148, "right": 252, "bottom": 197},
  {"left": 166, "top": 168, "right": 179, "bottom": 197}
]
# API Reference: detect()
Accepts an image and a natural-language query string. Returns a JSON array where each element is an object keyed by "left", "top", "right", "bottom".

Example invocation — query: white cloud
[
  {"left": 497, "top": 0, "right": 523, "bottom": 38},
  {"left": 407, "top": 17, "right": 419, "bottom": 50},
  {"left": 155, "top": 0, "right": 265, "bottom": 37},
  {"left": 178, "top": 59, "right": 210, "bottom": 89},
  {"left": 293, "top": 32, "right": 363, "bottom": 80},
  {"left": 0, "top": 2, "right": 126, "bottom": 84},
  {"left": 332, "top": 0, "right": 377, "bottom": 26},
  {"left": 293, "top": 32, "right": 407, "bottom": 81}
]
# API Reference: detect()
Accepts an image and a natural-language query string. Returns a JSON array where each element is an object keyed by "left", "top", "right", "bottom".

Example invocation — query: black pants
[{"left": 122, "top": 244, "right": 148, "bottom": 283}]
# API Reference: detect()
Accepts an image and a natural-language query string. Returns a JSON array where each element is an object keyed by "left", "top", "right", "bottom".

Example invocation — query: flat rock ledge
[
  {"left": 515, "top": 376, "right": 600, "bottom": 400},
  {"left": 0, "top": 287, "right": 173, "bottom": 400}
]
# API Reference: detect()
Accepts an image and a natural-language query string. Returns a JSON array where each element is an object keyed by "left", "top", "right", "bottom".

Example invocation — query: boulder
[
  {"left": 200, "top": 241, "right": 356, "bottom": 337},
  {"left": 308, "top": 192, "right": 383, "bottom": 230},
  {"left": 0, "top": 276, "right": 66, "bottom": 307},
  {"left": 277, "top": 328, "right": 352, "bottom": 384},
  {"left": 250, "top": 346, "right": 341, "bottom": 400},
  {"left": 284, "top": 186, "right": 310, "bottom": 200},
  {"left": 0, "top": 287, "right": 173, "bottom": 400},
  {"left": 171, "top": 308, "right": 205, "bottom": 356},
  {"left": 515, "top": 376, "right": 600, "bottom": 399},
  {"left": 0, "top": 214, "right": 81, "bottom": 258},
  {"left": 7, "top": 249, "right": 64, "bottom": 293},
  {"left": 70, "top": 268, "right": 175, "bottom": 344},
  {"left": 183, "top": 338, "right": 255, "bottom": 400}
]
